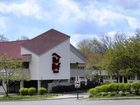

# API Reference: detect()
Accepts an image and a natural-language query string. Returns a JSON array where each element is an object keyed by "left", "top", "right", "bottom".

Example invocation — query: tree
[
  {"left": 124, "top": 34, "right": 140, "bottom": 74},
  {"left": 20, "top": 36, "right": 29, "bottom": 40},
  {"left": 0, "top": 53, "right": 30, "bottom": 97},
  {"left": 77, "top": 33, "right": 127, "bottom": 82},
  {"left": 0, "top": 34, "right": 8, "bottom": 42},
  {"left": 77, "top": 39, "right": 92, "bottom": 56},
  {"left": 103, "top": 34, "right": 140, "bottom": 82},
  {"left": 102, "top": 43, "right": 125, "bottom": 82}
]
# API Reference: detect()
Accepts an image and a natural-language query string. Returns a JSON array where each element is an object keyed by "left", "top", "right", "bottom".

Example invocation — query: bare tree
[
  {"left": 114, "top": 32, "right": 126, "bottom": 44},
  {"left": 77, "top": 39, "right": 92, "bottom": 56},
  {"left": 0, "top": 53, "right": 30, "bottom": 97},
  {"left": 20, "top": 36, "right": 29, "bottom": 40},
  {"left": 0, "top": 34, "right": 8, "bottom": 42}
]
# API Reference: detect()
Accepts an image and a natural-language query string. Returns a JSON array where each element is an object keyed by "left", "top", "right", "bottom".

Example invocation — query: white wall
[
  {"left": 70, "top": 69, "right": 87, "bottom": 77},
  {"left": 21, "top": 39, "right": 86, "bottom": 81},
  {"left": 39, "top": 39, "right": 70, "bottom": 80},
  {"left": 21, "top": 47, "right": 40, "bottom": 80}
]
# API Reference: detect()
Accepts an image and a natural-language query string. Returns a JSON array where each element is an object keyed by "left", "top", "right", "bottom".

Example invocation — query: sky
[{"left": 0, "top": 0, "right": 140, "bottom": 46}]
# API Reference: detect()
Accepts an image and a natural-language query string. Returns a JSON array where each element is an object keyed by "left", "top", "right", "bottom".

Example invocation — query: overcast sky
[{"left": 0, "top": 0, "right": 140, "bottom": 46}]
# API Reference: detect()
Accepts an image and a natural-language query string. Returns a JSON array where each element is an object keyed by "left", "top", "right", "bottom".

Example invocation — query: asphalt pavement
[
  {"left": 0, "top": 93, "right": 140, "bottom": 105},
  {"left": 1, "top": 99, "right": 140, "bottom": 105}
]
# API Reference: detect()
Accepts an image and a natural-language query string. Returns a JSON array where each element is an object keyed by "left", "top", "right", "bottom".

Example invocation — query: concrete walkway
[{"left": 51, "top": 92, "right": 88, "bottom": 99}]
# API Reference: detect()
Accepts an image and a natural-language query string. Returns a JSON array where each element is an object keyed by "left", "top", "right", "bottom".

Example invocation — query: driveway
[{"left": 1, "top": 99, "right": 140, "bottom": 105}]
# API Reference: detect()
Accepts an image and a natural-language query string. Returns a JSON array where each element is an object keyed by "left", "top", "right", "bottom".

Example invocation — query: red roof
[
  {"left": 22, "top": 29, "right": 70, "bottom": 55},
  {"left": 0, "top": 40, "right": 28, "bottom": 59},
  {"left": 0, "top": 29, "right": 70, "bottom": 59}
]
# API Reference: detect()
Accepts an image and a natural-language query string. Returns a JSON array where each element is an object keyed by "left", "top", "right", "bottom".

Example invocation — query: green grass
[
  {"left": 0, "top": 94, "right": 58, "bottom": 101},
  {"left": 89, "top": 94, "right": 140, "bottom": 100}
]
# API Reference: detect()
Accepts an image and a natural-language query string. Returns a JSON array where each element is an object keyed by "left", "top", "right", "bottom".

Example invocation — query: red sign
[{"left": 52, "top": 53, "right": 61, "bottom": 73}]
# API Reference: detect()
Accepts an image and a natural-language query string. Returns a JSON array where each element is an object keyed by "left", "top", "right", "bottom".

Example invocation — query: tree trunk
[
  {"left": 5, "top": 80, "right": 9, "bottom": 97},
  {"left": 124, "top": 77, "right": 127, "bottom": 83},
  {"left": 1, "top": 83, "right": 6, "bottom": 96},
  {"left": 116, "top": 73, "right": 119, "bottom": 83},
  {"left": 116, "top": 77, "right": 119, "bottom": 83}
]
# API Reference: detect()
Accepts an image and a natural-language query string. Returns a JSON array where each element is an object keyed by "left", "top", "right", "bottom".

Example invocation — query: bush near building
[
  {"left": 19, "top": 87, "right": 48, "bottom": 96},
  {"left": 28, "top": 87, "right": 36, "bottom": 96},
  {"left": 19, "top": 88, "right": 28, "bottom": 96},
  {"left": 38, "top": 87, "right": 47, "bottom": 95},
  {"left": 19, "top": 87, "right": 36, "bottom": 96},
  {"left": 88, "top": 82, "right": 140, "bottom": 97}
]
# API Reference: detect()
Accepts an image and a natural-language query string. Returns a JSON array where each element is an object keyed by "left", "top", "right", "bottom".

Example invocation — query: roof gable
[{"left": 22, "top": 29, "right": 70, "bottom": 55}]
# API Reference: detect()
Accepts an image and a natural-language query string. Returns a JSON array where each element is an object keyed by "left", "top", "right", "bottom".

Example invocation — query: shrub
[
  {"left": 88, "top": 83, "right": 140, "bottom": 97},
  {"left": 94, "top": 84, "right": 109, "bottom": 92},
  {"left": 131, "top": 82, "right": 140, "bottom": 95},
  {"left": 118, "top": 83, "right": 126, "bottom": 92},
  {"left": 108, "top": 83, "right": 118, "bottom": 92},
  {"left": 101, "top": 92, "right": 108, "bottom": 96},
  {"left": 99, "top": 85, "right": 109, "bottom": 92},
  {"left": 38, "top": 87, "right": 47, "bottom": 95},
  {"left": 19, "top": 88, "right": 28, "bottom": 96},
  {"left": 108, "top": 91, "right": 117, "bottom": 96},
  {"left": 125, "top": 91, "right": 130, "bottom": 96},
  {"left": 28, "top": 87, "right": 36, "bottom": 96},
  {"left": 125, "top": 83, "right": 132, "bottom": 93},
  {"left": 118, "top": 91, "right": 126, "bottom": 96},
  {"left": 96, "top": 92, "right": 101, "bottom": 97},
  {"left": 88, "top": 88, "right": 97, "bottom": 97}
]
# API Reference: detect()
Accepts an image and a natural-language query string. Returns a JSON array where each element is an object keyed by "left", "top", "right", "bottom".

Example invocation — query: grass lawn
[
  {"left": 89, "top": 94, "right": 140, "bottom": 100},
  {"left": 0, "top": 94, "right": 58, "bottom": 101}
]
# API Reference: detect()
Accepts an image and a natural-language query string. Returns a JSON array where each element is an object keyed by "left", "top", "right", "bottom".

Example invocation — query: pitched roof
[
  {"left": 22, "top": 29, "right": 70, "bottom": 55},
  {"left": 0, "top": 29, "right": 70, "bottom": 59},
  {"left": 0, "top": 40, "right": 28, "bottom": 59},
  {"left": 70, "top": 44, "right": 86, "bottom": 62}
]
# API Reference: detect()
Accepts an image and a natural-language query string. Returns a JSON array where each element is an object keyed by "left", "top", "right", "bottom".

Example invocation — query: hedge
[
  {"left": 19, "top": 88, "right": 28, "bottom": 96},
  {"left": 38, "top": 87, "right": 47, "bottom": 95},
  {"left": 89, "top": 82, "right": 140, "bottom": 97},
  {"left": 28, "top": 87, "right": 36, "bottom": 96}
]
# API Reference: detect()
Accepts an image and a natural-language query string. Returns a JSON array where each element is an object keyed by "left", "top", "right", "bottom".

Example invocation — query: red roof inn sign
[{"left": 52, "top": 53, "right": 61, "bottom": 73}]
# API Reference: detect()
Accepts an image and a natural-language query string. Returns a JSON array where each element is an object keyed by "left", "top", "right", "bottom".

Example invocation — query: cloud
[
  {"left": 0, "top": 17, "right": 7, "bottom": 33},
  {"left": 0, "top": 0, "right": 47, "bottom": 19},
  {"left": 69, "top": 0, "right": 140, "bottom": 34},
  {"left": 0, "top": 0, "right": 140, "bottom": 41},
  {"left": 125, "top": 16, "right": 140, "bottom": 29},
  {"left": 0, "top": 0, "right": 139, "bottom": 30},
  {"left": 111, "top": 0, "right": 140, "bottom": 10},
  {"left": 45, "top": 0, "right": 84, "bottom": 23}
]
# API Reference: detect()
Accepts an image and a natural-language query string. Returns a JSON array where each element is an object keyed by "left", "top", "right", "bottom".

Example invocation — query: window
[
  {"left": 128, "top": 76, "right": 135, "bottom": 80},
  {"left": 70, "top": 64, "right": 78, "bottom": 69},
  {"left": 22, "top": 62, "right": 29, "bottom": 69},
  {"left": 137, "top": 75, "right": 140, "bottom": 80},
  {"left": 78, "top": 67, "right": 85, "bottom": 69}
]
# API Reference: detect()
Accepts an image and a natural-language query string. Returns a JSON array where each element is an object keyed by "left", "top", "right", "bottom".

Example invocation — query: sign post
[
  {"left": 75, "top": 77, "right": 80, "bottom": 99},
  {"left": 75, "top": 62, "right": 80, "bottom": 99}
]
